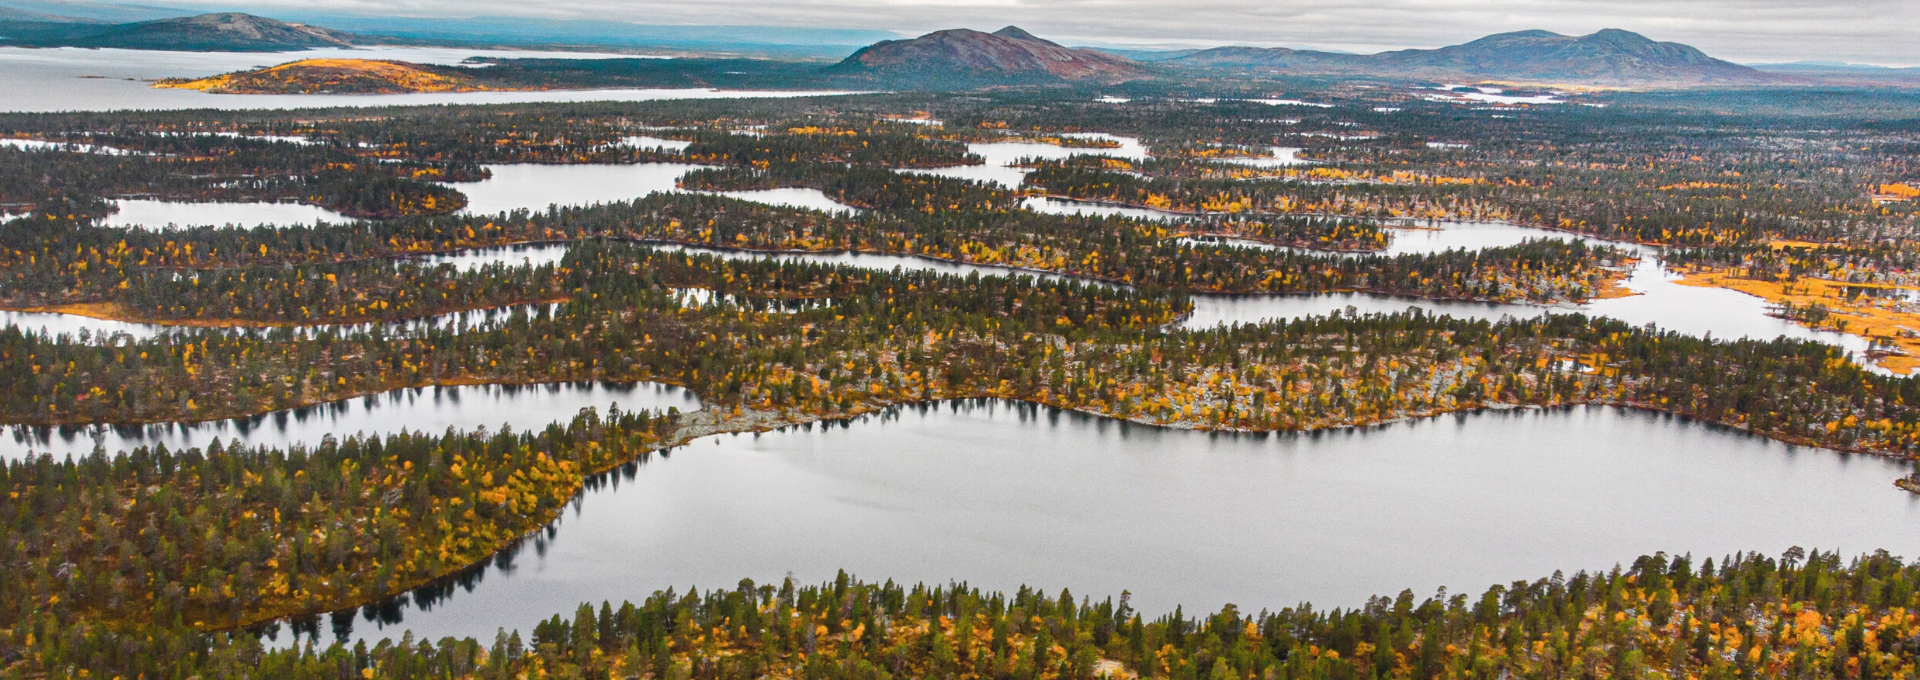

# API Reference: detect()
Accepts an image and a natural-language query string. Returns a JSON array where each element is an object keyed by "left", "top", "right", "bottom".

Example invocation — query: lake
[
  {"left": 3, "top": 381, "right": 699, "bottom": 461},
  {"left": 308, "top": 400, "right": 1920, "bottom": 645},
  {"left": 66, "top": 162, "right": 859, "bottom": 228},
  {"left": 907, "top": 134, "right": 1150, "bottom": 188},
  {"left": 452, "top": 163, "right": 709, "bottom": 216},
  {"left": 453, "top": 163, "right": 861, "bottom": 217},
  {"left": 0, "top": 46, "right": 861, "bottom": 113},
  {"left": 99, "top": 198, "right": 355, "bottom": 229}
]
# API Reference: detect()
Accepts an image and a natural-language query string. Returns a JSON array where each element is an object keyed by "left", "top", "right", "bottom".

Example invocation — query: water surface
[
  {"left": 0, "top": 46, "right": 858, "bottom": 112},
  {"left": 324, "top": 401, "right": 1919, "bottom": 644},
  {"left": 709, "top": 188, "right": 861, "bottom": 214},
  {"left": 907, "top": 134, "right": 1149, "bottom": 188},
  {"left": 452, "top": 163, "right": 708, "bottom": 216},
  {"left": 99, "top": 198, "right": 354, "bottom": 229},
  {"left": 5, "top": 381, "right": 698, "bottom": 460},
  {"left": 450, "top": 163, "right": 857, "bottom": 217}
]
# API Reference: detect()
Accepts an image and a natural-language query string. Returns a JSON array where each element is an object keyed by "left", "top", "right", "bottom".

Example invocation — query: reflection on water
[
  {"left": 452, "top": 163, "right": 710, "bottom": 216},
  {"left": 1023, "top": 196, "right": 1181, "bottom": 220},
  {"left": 0, "top": 309, "right": 172, "bottom": 341},
  {"left": 1373, "top": 221, "right": 1571, "bottom": 255},
  {"left": 620, "top": 135, "right": 692, "bottom": 151},
  {"left": 98, "top": 198, "right": 354, "bottom": 229},
  {"left": 303, "top": 400, "right": 1919, "bottom": 646},
  {"left": 709, "top": 188, "right": 861, "bottom": 214},
  {"left": 4, "top": 381, "right": 699, "bottom": 460},
  {"left": 0, "top": 138, "right": 136, "bottom": 155},
  {"left": 412, "top": 243, "right": 571, "bottom": 271},
  {"left": 906, "top": 134, "right": 1150, "bottom": 188},
  {"left": 643, "top": 242, "right": 1100, "bottom": 287},
  {"left": 1220, "top": 146, "right": 1307, "bottom": 168},
  {"left": 451, "top": 163, "right": 858, "bottom": 217},
  {"left": 0, "top": 301, "right": 564, "bottom": 342},
  {"left": 1182, "top": 292, "right": 1541, "bottom": 328},
  {"left": 1181, "top": 221, "right": 1605, "bottom": 258}
]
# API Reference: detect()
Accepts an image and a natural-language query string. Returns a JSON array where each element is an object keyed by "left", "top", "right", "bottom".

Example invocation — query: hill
[
  {"left": 156, "top": 59, "right": 481, "bottom": 93},
  {"left": 827, "top": 26, "right": 1143, "bottom": 88},
  {"left": 1175, "top": 29, "right": 1774, "bottom": 87},
  {"left": 0, "top": 12, "right": 358, "bottom": 51},
  {"left": 154, "top": 56, "right": 835, "bottom": 94}
]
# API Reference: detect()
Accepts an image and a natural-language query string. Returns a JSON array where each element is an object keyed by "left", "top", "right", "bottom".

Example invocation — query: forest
[
  {"left": 6, "top": 85, "right": 1920, "bottom": 677},
  {"left": 9, "top": 549, "right": 1919, "bottom": 680}
]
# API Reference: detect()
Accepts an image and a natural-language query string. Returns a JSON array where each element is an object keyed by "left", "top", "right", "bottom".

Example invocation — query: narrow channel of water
[
  {"left": 308, "top": 400, "right": 1919, "bottom": 646},
  {"left": 0, "top": 301, "right": 565, "bottom": 341},
  {"left": 1024, "top": 196, "right": 1182, "bottom": 220},
  {"left": 3, "top": 381, "right": 700, "bottom": 461},
  {"left": 709, "top": 188, "right": 861, "bottom": 214},
  {"left": 412, "top": 243, "right": 571, "bottom": 271}
]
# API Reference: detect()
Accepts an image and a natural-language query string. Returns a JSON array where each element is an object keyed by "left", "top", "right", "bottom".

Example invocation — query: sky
[{"left": 95, "top": 0, "right": 1920, "bottom": 66}]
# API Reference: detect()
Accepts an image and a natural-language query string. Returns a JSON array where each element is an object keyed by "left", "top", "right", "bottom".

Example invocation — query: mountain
[
  {"left": 0, "top": 12, "right": 359, "bottom": 51},
  {"left": 1175, "top": 29, "right": 1773, "bottom": 87},
  {"left": 827, "top": 26, "right": 1143, "bottom": 88}
]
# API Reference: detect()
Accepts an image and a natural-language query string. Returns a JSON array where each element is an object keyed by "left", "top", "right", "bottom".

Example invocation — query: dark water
[
  {"left": 306, "top": 401, "right": 1919, "bottom": 646},
  {"left": 4, "top": 381, "right": 699, "bottom": 460}
]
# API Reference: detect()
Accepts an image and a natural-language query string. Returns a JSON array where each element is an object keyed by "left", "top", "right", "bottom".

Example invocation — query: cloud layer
[{"left": 219, "top": 0, "right": 1920, "bottom": 65}]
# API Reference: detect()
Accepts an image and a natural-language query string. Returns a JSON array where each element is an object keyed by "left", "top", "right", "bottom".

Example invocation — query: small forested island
[{"left": 7, "top": 18, "right": 1920, "bottom": 678}]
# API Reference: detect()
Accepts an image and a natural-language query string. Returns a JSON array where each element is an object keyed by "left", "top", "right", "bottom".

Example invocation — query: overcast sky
[{"left": 219, "top": 0, "right": 1920, "bottom": 66}]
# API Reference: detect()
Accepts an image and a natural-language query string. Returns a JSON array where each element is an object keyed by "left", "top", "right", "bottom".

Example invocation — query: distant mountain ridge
[
  {"left": 0, "top": 12, "right": 360, "bottom": 51},
  {"left": 827, "top": 26, "right": 1143, "bottom": 88},
  {"left": 1175, "top": 29, "right": 1773, "bottom": 87}
]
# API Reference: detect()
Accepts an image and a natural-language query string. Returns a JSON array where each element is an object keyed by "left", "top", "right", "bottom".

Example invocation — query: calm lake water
[
  {"left": 1221, "top": 146, "right": 1308, "bottom": 168},
  {"left": 907, "top": 134, "right": 1149, "bottom": 188},
  {"left": 309, "top": 401, "right": 1919, "bottom": 645},
  {"left": 452, "top": 163, "right": 707, "bottom": 217},
  {"left": 0, "top": 47, "right": 859, "bottom": 113},
  {"left": 3, "top": 381, "right": 699, "bottom": 461},
  {"left": 452, "top": 163, "right": 859, "bottom": 217},
  {"left": 99, "top": 198, "right": 354, "bottom": 229},
  {"left": 81, "top": 162, "right": 859, "bottom": 228}
]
